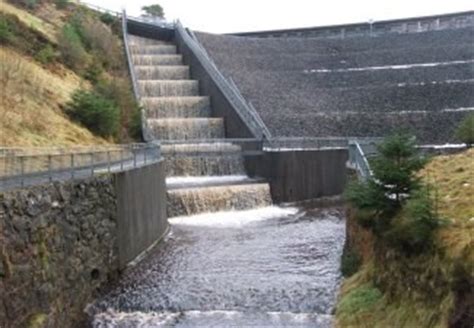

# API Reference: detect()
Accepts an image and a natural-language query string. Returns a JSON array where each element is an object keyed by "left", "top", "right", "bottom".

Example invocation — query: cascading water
[
  {"left": 167, "top": 183, "right": 272, "bottom": 217},
  {"left": 138, "top": 81, "right": 200, "bottom": 97},
  {"left": 89, "top": 35, "right": 347, "bottom": 327},
  {"left": 142, "top": 97, "right": 211, "bottom": 119},
  {"left": 148, "top": 118, "right": 225, "bottom": 140},
  {"left": 161, "top": 143, "right": 246, "bottom": 176}
]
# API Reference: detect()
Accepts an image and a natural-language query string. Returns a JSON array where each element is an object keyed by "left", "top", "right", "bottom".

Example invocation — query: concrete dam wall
[{"left": 0, "top": 162, "right": 168, "bottom": 327}]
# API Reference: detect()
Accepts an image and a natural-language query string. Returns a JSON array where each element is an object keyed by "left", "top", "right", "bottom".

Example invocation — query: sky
[{"left": 85, "top": 0, "right": 474, "bottom": 33}]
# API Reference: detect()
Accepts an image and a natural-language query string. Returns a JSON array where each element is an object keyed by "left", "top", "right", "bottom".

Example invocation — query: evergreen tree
[{"left": 142, "top": 4, "right": 165, "bottom": 18}]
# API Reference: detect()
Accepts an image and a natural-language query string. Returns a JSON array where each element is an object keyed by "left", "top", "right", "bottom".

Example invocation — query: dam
[{"left": 86, "top": 32, "right": 348, "bottom": 326}]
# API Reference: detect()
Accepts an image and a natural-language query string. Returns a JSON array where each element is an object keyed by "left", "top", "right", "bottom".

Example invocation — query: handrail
[
  {"left": 175, "top": 21, "right": 272, "bottom": 140},
  {"left": 0, "top": 144, "right": 161, "bottom": 190},
  {"left": 348, "top": 140, "right": 375, "bottom": 180},
  {"left": 121, "top": 9, "right": 154, "bottom": 143}
]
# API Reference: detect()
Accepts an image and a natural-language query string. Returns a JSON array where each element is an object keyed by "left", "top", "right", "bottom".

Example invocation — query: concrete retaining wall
[
  {"left": 115, "top": 162, "right": 168, "bottom": 267},
  {"left": 245, "top": 149, "right": 348, "bottom": 203},
  {"left": 0, "top": 162, "right": 168, "bottom": 327}
]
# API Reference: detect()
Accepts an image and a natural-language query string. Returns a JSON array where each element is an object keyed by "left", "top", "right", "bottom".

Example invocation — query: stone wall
[
  {"left": 0, "top": 177, "right": 118, "bottom": 328},
  {"left": 0, "top": 162, "right": 169, "bottom": 327}
]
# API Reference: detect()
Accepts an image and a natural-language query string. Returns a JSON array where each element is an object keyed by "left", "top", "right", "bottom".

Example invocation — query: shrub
[
  {"left": 385, "top": 188, "right": 439, "bottom": 255},
  {"left": 337, "top": 284, "right": 382, "bottom": 315},
  {"left": 74, "top": 16, "right": 122, "bottom": 70},
  {"left": 0, "top": 17, "right": 13, "bottom": 43},
  {"left": 100, "top": 13, "right": 116, "bottom": 26},
  {"left": 58, "top": 24, "right": 89, "bottom": 71},
  {"left": 66, "top": 90, "right": 119, "bottom": 137},
  {"left": 129, "top": 107, "right": 143, "bottom": 141},
  {"left": 341, "top": 247, "right": 362, "bottom": 277},
  {"left": 142, "top": 4, "right": 165, "bottom": 18},
  {"left": 54, "top": 0, "right": 69, "bottom": 9},
  {"left": 35, "top": 45, "right": 56, "bottom": 65},
  {"left": 84, "top": 59, "right": 104, "bottom": 83},
  {"left": 455, "top": 114, "right": 474, "bottom": 146}
]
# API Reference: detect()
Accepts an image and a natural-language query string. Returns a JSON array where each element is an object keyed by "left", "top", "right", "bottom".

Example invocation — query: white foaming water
[
  {"left": 303, "top": 59, "right": 474, "bottom": 73},
  {"left": 169, "top": 206, "right": 299, "bottom": 228},
  {"left": 166, "top": 175, "right": 250, "bottom": 188},
  {"left": 93, "top": 309, "right": 333, "bottom": 327}
]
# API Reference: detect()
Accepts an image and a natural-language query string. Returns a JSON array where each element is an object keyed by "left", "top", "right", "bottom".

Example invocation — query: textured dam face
[{"left": 195, "top": 27, "right": 474, "bottom": 143}]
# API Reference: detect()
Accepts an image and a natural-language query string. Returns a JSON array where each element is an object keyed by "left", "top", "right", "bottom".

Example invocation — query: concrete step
[
  {"left": 147, "top": 118, "right": 225, "bottom": 140},
  {"left": 142, "top": 96, "right": 211, "bottom": 118},
  {"left": 167, "top": 182, "right": 272, "bottom": 217},
  {"left": 132, "top": 54, "right": 183, "bottom": 66},
  {"left": 130, "top": 44, "right": 177, "bottom": 55},
  {"left": 135, "top": 66, "right": 190, "bottom": 80},
  {"left": 128, "top": 35, "right": 170, "bottom": 46},
  {"left": 138, "top": 80, "right": 200, "bottom": 97},
  {"left": 167, "top": 175, "right": 266, "bottom": 190}
]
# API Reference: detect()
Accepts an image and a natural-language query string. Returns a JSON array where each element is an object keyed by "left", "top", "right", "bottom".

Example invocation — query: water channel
[{"left": 89, "top": 205, "right": 346, "bottom": 327}]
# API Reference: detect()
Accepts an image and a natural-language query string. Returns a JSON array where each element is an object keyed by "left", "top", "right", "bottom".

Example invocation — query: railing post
[
  {"left": 134, "top": 149, "right": 137, "bottom": 168},
  {"left": 120, "top": 149, "right": 124, "bottom": 171},
  {"left": 48, "top": 155, "right": 52, "bottom": 182},
  {"left": 71, "top": 154, "right": 75, "bottom": 179},
  {"left": 107, "top": 151, "right": 111, "bottom": 173},
  {"left": 144, "top": 147, "right": 147, "bottom": 165},
  {"left": 20, "top": 156, "right": 25, "bottom": 187},
  {"left": 90, "top": 152, "right": 94, "bottom": 176}
]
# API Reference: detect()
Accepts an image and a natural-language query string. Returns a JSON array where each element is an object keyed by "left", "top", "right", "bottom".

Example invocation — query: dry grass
[
  {"left": 0, "top": 47, "right": 107, "bottom": 146},
  {"left": 420, "top": 149, "right": 474, "bottom": 261},
  {"left": 336, "top": 149, "right": 474, "bottom": 327},
  {"left": 0, "top": 1, "right": 59, "bottom": 43}
]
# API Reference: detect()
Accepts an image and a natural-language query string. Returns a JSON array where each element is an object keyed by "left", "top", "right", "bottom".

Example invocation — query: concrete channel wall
[
  {"left": 116, "top": 162, "right": 168, "bottom": 267},
  {"left": 0, "top": 162, "right": 168, "bottom": 327},
  {"left": 245, "top": 148, "right": 348, "bottom": 203}
]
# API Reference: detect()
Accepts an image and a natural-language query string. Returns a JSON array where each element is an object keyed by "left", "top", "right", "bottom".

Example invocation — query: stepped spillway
[
  {"left": 128, "top": 35, "right": 272, "bottom": 216},
  {"left": 89, "top": 31, "right": 346, "bottom": 328}
]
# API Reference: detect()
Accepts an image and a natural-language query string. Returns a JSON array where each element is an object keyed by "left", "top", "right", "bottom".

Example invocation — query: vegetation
[
  {"left": 337, "top": 147, "right": 474, "bottom": 327},
  {"left": 345, "top": 134, "right": 438, "bottom": 254},
  {"left": 455, "top": 113, "right": 474, "bottom": 146},
  {"left": 341, "top": 247, "right": 362, "bottom": 277},
  {"left": 141, "top": 4, "right": 165, "bottom": 18},
  {"left": 1, "top": 1, "right": 141, "bottom": 145},
  {"left": 66, "top": 90, "right": 119, "bottom": 138}
]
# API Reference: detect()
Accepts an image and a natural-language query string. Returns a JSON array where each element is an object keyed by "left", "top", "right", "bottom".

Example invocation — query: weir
[
  {"left": 88, "top": 20, "right": 348, "bottom": 328},
  {"left": 128, "top": 35, "right": 273, "bottom": 217}
]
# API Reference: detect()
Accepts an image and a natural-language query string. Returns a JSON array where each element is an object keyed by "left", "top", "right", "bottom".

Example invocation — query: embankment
[{"left": 336, "top": 149, "right": 474, "bottom": 327}]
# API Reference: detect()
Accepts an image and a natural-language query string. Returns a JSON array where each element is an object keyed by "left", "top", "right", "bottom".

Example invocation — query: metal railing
[
  {"left": 0, "top": 144, "right": 161, "bottom": 190},
  {"left": 175, "top": 21, "right": 272, "bottom": 140},
  {"left": 121, "top": 10, "right": 154, "bottom": 143},
  {"left": 264, "top": 137, "right": 350, "bottom": 150},
  {"left": 348, "top": 141, "right": 374, "bottom": 180}
]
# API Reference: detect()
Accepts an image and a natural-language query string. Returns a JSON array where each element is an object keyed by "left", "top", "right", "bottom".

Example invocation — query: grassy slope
[
  {"left": 0, "top": 2, "right": 107, "bottom": 146},
  {"left": 336, "top": 149, "right": 474, "bottom": 327}
]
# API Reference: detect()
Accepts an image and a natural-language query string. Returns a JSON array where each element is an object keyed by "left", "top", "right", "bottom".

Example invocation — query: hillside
[
  {"left": 0, "top": 1, "right": 138, "bottom": 146},
  {"left": 336, "top": 148, "right": 474, "bottom": 327}
]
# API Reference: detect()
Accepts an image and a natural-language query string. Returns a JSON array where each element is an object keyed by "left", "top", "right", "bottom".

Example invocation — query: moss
[
  {"left": 341, "top": 246, "right": 361, "bottom": 277},
  {"left": 337, "top": 284, "right": 382, "bottom": 316},
  {"left": 27, "top": 313, "right": 48, "bottom": 328}
]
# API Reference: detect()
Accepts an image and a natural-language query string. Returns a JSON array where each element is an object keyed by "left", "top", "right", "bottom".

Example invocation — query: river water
[{"left": 89, "top": 206, "right": 346, "bottom": 327}]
